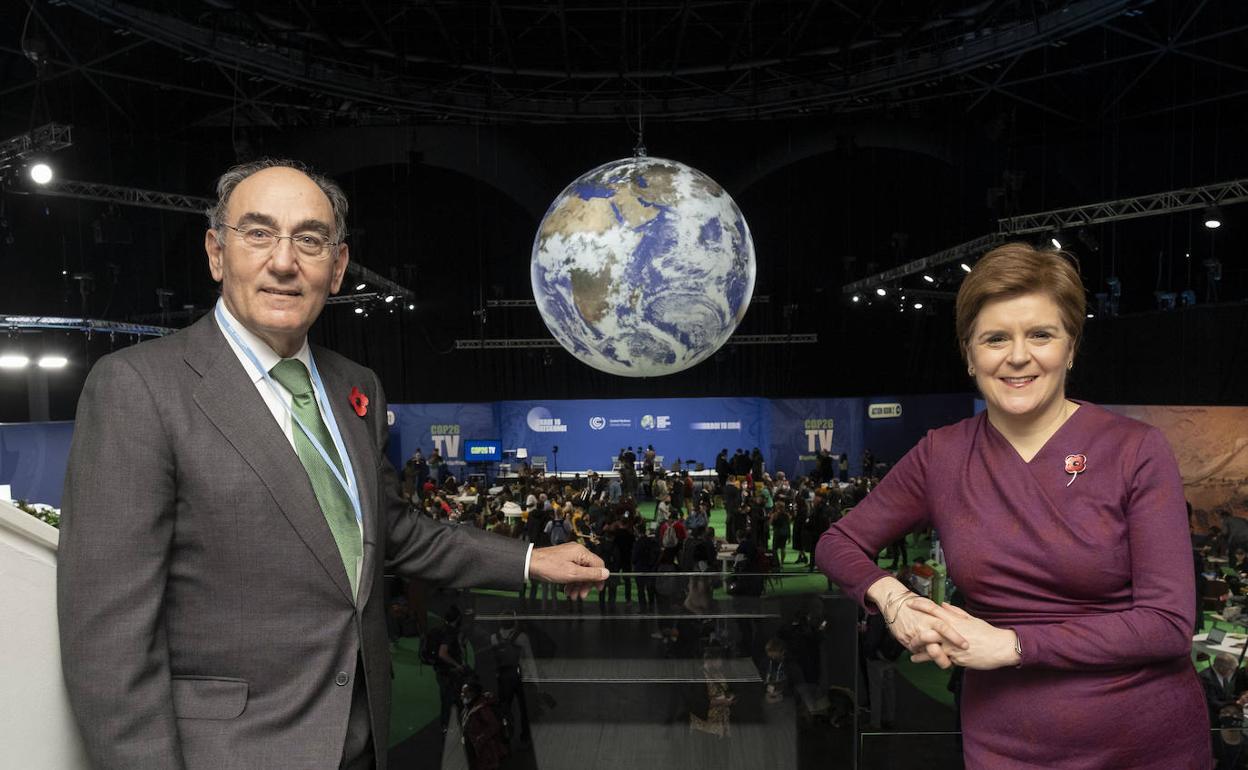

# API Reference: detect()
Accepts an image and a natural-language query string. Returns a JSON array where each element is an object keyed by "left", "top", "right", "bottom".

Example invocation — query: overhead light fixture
[
  {"left": 384, "top": 295, "right": 395, "bottom": 304},
  {"left": 876, "top": 287, "right": 887, "bottom": 297},
  {"left": 1203, "top": 206, "right": 1223, "bottom": 229},
  {"left": 353, "top": 307, "right": 364, "bottom": 315},
  {"left": 354, "top": 283, "right": 367, "bottom": 291},
  {"left": 1086, "top": 313, "right": 1094, "bottom": 319},
  {"left": 37, "top": 355, "right": 68, "bottom": 369},
  {"left": 913, "top": 302, "right": 924, "bottom": 310},
  {"left": 407, "top": 303, "right": 416, "bottom": 310},
  {"left": 0, "top": 354, "right": 30, "bottom": 369},
  {"left": 1050, "top": 237, "right": 1062, "bottom": 249},
  {"left": 851, "top": 294, "right": 861, "bottom": 303},
  {"left": 922, "top": 274, "right": 935, "bottom": 283},
  {"left": 960, "top": 263, "right": 972, "bottom": 273},
  {"left": 28, "top": 162, "right": 53, "bottom": 185}
]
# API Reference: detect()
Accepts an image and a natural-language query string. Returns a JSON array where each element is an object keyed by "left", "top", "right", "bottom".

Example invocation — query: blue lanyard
[{"left": 215, "top": 304, "right": 364, "bottom": 527}]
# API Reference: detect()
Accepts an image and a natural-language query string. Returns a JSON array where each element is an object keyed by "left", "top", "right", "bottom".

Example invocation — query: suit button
[{"left": 335, "top": 671, "right": 350, "bottom": 686}]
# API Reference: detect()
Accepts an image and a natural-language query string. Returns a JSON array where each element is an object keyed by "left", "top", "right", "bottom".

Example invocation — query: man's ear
[
  {"left": 329, "top": 243, "right": 350, "bottom": 294},
  {"left": 206, "top": 229, "right": 224, "bottom": 282}
]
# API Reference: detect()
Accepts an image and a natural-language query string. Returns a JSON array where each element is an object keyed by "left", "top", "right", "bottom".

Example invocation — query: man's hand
[{"left": 528, "top": 542, "right": 609, "bottom": 599}]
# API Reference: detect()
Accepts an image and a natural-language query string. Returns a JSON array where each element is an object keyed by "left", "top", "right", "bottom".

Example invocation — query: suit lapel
[
  {"left": 186, "top": 315, "right": 356, "bottom": 603},
  {"left": 315, "top": 354, "right": 378, "bottom": 609}
]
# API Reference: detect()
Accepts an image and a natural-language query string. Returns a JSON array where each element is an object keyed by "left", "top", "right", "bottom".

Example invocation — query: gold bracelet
[
  {"left": 882, "top": 589, "right": 915, "bottom": 611},
  {"left": 884, "top": 595, "right": 920, "bottom": 625}
]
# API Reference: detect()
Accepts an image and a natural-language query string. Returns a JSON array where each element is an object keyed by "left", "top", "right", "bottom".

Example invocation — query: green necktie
[{"left": 269, "top": 358, "right": 362, "bottom": 598}]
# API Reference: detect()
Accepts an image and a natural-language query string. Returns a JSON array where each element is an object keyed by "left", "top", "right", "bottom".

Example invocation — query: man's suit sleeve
[
  {"left": 371, "top": 375, "right": 527, "bottom": 588},
  {"left": 57, "top": 354, "right": 186, "bottom": 770}
]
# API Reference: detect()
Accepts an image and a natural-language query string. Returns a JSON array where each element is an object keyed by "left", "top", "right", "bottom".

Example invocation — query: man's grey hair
[{"left": 205, "top": 158, "right": 349, "bottom": 241}]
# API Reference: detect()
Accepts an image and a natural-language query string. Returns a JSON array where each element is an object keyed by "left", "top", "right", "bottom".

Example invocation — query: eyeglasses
[{"left": 220, "top": 223, "right": 341, "bottom": 260}]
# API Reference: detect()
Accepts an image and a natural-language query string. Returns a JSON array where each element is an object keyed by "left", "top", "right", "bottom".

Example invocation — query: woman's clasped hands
[{"left": 870, "top": 577, "right": 1021, "bottom": 671}]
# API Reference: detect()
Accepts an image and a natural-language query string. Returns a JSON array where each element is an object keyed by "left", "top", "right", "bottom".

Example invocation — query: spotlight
[
  {"left": 923, "top": 274, "right": 935, "bottom": 283},
  {"left": 0, "top": 354, "right": 30, "bottom": 369},
  {"left": 384, "top": 295, "right": 395, "bottom": 304},
  {"left": 876, "top": 287, "right": 887, "bottom": 297},
  {"left": 960, "top": 263, "right": 972, "bottom": 273},
  {"left": 28, "top": 162, "right": 53, "bottom": 185},
  {"left": 913, "top": 302, "right": 924, "bottom": 310},
  {"left": 353, "top": 307, "right": 364, "bottom": 315},
  {"left": 1203, "top": 206, "right": 1223, "bottom": 229},
  {"left": 354, "top": 283, "right": 367, "bottom": 291}
]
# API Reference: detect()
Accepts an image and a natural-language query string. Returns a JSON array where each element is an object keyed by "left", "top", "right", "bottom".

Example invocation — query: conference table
[{"left": 1193, "top": 631, "right": 1248, "bottom": 661}]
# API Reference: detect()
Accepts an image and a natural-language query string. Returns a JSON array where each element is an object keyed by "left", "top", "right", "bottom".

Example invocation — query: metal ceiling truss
[
  {"left": 1, "top": 315, "right": 174, "bottom": 338},
  {"left": 54, "top": 0, "right": 1143, "bottom": 122},
  {"left": 0, "top": 123, "right": 72, "bottom": 173},
  {"left": 998, "top": 179, "right": 1248, "bottom": 235},
  {"left": 28, "top": 179, "right": 414, "bottom": 302},
  {"left": 843, "top": 178, "right": 1248, "bottom": 295}
]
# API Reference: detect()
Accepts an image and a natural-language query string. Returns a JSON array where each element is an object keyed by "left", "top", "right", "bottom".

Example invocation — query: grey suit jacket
[{"left": 57, "top": 313, "right": 527, "bottom": 770}]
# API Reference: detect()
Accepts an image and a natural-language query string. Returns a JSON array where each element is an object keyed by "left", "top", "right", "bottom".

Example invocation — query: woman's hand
[
  {"left": 888, "top": 596, "right": 971, "bottom": 669},
  {"left": 866, "top": 576, "right": 969, "bottom": 669},
  {"left": 909, "top": 602, "right": 1022, "bottom": 670}
]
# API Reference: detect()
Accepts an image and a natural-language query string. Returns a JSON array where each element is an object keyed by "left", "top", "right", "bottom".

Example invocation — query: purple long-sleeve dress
[{"left": 817, "top": 402, "right": 1210, "bottom": 769}]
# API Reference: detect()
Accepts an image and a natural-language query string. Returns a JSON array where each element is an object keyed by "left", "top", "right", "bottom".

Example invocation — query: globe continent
[{"left": 531, "top": 156, "right": 756, "bottom": 377}]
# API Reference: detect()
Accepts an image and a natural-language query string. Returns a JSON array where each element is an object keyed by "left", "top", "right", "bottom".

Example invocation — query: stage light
[
  {"left": 353, "top": 307, "right": 364, "bottom": 315},
  {"left": 1086, "top": 313, "right": 1094, "bottom": 319},
  {"left": 960, "top": 263, "right": 972, "bottom": 273},
  {"left": 0, "top": 354, "right": 30, "bottom": 369},
  {"left": 876, "top": 287, "right": 887, "bottom": 297},
  {"left": 354, "top": 283, "right": 367, "bottom": 291},
  {"left": 851, "top": 294, "right": 860, "bottom": 303},
  {"left": 28, "top": 162, "right": 53, "bottom": 185},
  {"left": 407, "top": 303, "right": 416, "bottom": 310},
  {"left": 923, "top": 274, "right": 935, "bottom": 283},
  {"left": 1204, "top": 206, "right": 1223, "bottom": 229},
  {"left": 1050, "top": 237, "right": 1062, "bottom": 249},
  {"left": 913, "top": 302, "right": 924, "bottom": 310},
  {"left": 37, "top": 355, "right": 68, "bottom": 369},
  {"left": 384, "top": 295, "right": 395, "bottom": 303}
]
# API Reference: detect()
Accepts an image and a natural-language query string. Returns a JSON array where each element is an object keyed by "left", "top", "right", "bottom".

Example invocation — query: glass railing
[{"left": 382, "top": 566, "right": 980, "bottom": 770}]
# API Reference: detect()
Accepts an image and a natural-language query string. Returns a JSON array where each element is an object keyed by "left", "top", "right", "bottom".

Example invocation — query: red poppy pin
[
  {"left": 1064, "top": 453, "right": 1086, "bottom": 487},
  {"left": 349, "top": 386, "right": 369, "bottom": 418}
]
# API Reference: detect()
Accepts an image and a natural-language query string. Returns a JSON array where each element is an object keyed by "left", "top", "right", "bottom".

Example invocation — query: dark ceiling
[{"left": 0, "top": 0, "right": 1245, "bottom": 416}]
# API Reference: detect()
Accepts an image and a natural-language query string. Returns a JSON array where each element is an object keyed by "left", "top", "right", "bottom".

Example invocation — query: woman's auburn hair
[{"left": 955, "top": 242, "right": 1087, "bottom": 362}]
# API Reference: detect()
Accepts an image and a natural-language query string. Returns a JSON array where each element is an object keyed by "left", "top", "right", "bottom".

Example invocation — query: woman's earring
[
  {"left": 968, "top": 366, "right": 975, "bottom": 377},
  {"left": 1066, "top": 361, "right": 1073, "bottom": 371}
]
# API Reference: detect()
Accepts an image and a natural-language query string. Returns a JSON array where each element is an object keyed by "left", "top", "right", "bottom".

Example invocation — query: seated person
[{"left": 1202, "top": 653, "right": 1248, "bottom": 723}]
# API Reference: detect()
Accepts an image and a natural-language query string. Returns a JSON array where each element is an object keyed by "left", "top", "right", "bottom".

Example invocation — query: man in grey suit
[{"left": 57, "top": 159, "right": 607, "bottom": 770}]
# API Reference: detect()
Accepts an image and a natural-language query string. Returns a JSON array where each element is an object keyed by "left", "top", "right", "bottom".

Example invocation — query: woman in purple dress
[{"left": 817, "top": 244, "right": 1210, "bottom": 769}]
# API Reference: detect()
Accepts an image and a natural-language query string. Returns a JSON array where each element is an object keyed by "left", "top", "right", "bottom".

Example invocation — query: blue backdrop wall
[
  {"left": 0, "top": 421, "right": 76, "bottom": 508},
  {"left": 4, "top": 394, "right": 975, "bottom": 507}
]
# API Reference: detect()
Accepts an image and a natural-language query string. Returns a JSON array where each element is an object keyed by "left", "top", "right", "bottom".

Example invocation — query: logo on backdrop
[
  {"left": 868, "top": 403, "right": 903, "bottom": 419},
  {"left": 640, "top": 414, "right": 671, "bottom": 431},
  {"left": 589, "top": 416, "right": 606, "bottom": 430},
  {"left": 430, "top": 423, "right": 462, "bottom": 461},
  {"left": 802, "top": 418, "right": 835, "bottom": 461},
  {"left": 691, "top": 420, "right": 742, "bottom": 431},
  {"left": 527, "top": 406, "right": 568, "bottom": 433}
]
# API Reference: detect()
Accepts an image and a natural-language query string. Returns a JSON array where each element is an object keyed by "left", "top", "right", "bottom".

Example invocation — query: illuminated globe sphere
[{"left": 531, "top": 156, "right": 756, "bottom": 377}]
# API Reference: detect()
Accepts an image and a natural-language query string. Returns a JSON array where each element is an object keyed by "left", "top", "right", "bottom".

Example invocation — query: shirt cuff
[{"left": 523, "top": 543, "right": 534, "bottom": 581}]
